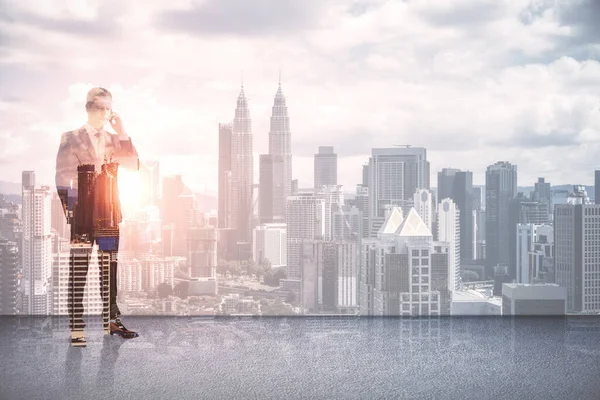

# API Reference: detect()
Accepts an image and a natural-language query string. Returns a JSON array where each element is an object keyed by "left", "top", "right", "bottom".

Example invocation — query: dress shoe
[
  {"left": 70, "top": 331, "right": 87, "bottom": 347},
  {"left": 109, "top": 320, "right": 139, "bottom": 339}
]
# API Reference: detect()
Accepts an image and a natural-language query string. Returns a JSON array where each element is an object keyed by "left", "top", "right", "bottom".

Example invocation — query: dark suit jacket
[{"left": 55, "top": 126, "right": 139, "bottom": 220}]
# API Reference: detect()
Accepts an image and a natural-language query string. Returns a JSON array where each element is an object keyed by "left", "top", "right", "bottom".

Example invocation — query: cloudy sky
[{"left": 1, "top": 0, "right": 599, "bottom": 195}]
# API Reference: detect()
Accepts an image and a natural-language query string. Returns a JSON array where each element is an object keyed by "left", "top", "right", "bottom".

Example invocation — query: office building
[
  {"left": 218, "top": 123, "right": 233, "bottom": 229},
  {"left": 0, "top": 238, "right": 18, "bottom": 314},
  {"left": 438, "top": 168, "right": 474, "bottom": 261},
  {"left": 21, "top": 178, "right": 52, "bottom": 315},
  {"left": 367, "top": 147, "right": 429, "bottom": 238},
  {"left": 485, "top": 161, "right": 517, "bottom": 279},
  {"left": 414, "top": 189, "right": 433, "bottom": 233},
  {"left": 516, "top": 224, "right": 553, "bottom": 284},
  {"left": 502, "top": 283, "right": 567, "bottom": 315},
  {"left": 253, "top": 223, "right": 287, "bottom": 267},
  {"left": 259, "top": 154, "right": 285, "bottom": 224},
  {"left": 286, "top": 194, "right": 326, "bottom": 280},
  {"left": 269, "top": 80, "right": 292, "bottom": 198},
  {"left": 437, "top": 198, "right": 460, "bottom": 291},
  {"left": 314, "top": 146, "right": 337, "bottom": 189},
  {"left": 230, "top": 86, "right": 254, "bottom": 246},
  {"left": 555, "top": 201, "right": 600, "bottom": 313},
  {"left": 360, "top": 207, "right": 448, "bottom": 316}
]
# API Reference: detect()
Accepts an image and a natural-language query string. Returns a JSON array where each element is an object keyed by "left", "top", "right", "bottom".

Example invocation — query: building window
[
  {"left": 422, "top": 258, "right": 429, "bottom": 266},
  {"left": 412, "top": 250, "right": 419, "bottom": 257},
  {"left": 412, "top": 258, "right": 420, "bottom": 266},
  {"left": 421, "top": 250, "right": 429, "bottom": 257}
]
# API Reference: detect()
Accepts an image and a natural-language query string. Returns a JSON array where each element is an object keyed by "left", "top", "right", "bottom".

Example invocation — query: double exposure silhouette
[{"left": 55, "top": 87, "right": 140, "bottom": 346}]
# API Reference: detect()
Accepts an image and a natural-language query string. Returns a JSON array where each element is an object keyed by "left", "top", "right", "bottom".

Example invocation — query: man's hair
[{"left": 85, "top": 87, "right": 112, "bottom": 111}]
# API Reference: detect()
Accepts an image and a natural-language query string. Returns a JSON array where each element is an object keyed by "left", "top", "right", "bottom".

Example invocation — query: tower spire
[
  {"left": 278, "top": 69, "right": 281, "bottom": 86},
  {"left": 241, "top": 70, "right": 244, "bottom": 89}
]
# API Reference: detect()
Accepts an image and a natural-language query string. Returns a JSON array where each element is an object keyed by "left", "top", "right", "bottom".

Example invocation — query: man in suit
[{"left": 56, "top": 87, "right": 140, "bottom": 346}]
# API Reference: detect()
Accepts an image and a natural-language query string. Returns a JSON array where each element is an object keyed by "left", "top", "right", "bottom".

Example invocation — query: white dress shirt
[{"left": 84, "top": 123, "right": 106, "bottom": 163}]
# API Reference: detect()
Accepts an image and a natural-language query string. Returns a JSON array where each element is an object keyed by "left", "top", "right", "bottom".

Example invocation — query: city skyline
[{"left": 2, "top": 1, "right": 600, "bottom": 194}]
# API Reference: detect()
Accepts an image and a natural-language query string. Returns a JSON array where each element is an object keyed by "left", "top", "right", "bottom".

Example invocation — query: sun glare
[{"left": 117, "top": 168, "right": 141, "bottom": 211}]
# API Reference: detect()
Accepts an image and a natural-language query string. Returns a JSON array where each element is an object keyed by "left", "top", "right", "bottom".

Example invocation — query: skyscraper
[
  {"left": 555, "top": 202, "right": 600, "bottom": 313},
  {"left": 268, "top": 79, "right": 292, "bottom": 198},
  {"left": 368, "top": 147, "right": 429, "bottom": 220},
  {"left": 259, "top": 154, "right": 285, "bottom": 224},
  {"left": 485, "top": 161, "right": 517, "bottom": 279},
  {"left": 413, "top": 189, "right": 433, "bottom": 233},
  {"left": 437, "top": 168, "right": 474, "bottom": 261},
  {"left": 218, "top": 123, "right": 233, "bottom": 229},
  {"left": 315, "top": 185, "right": 344, "bottom": 241},
  {"left": 508, "top": 193, "right": 549, "bottom": 280},
  {"left": 595, "top": 170, "right": 600, "bottom": 205},
  {"left": 0, "top": 238, "right": 18, "bottom": 315},
  {"left": 21, "top": 177, "right": 53, "bottom": 315},
  {"left": 361, "top": 207, "right": 447, "bottom": 316},
  {"left": 314, "top": 146, "right": 338, "bottom": 189},
  {"left": 231, "top": 86, "right": 253, "bottom": 246},
  {"left": 286, "top": 194, "right": 326, "bottom": 280},
  {"left": 533, "top": 178, "right": 552, "bottom": 208},
  {"left": 139, "top": 160, "right": 160, "bottom": 207},
  {"left": 437, "top": 198, "right": 460, "bottom": 291}
]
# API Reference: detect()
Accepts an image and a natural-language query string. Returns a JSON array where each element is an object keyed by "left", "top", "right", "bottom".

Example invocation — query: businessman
[{"left": 56, "top": 87, "right": 140, "bottom": 346}]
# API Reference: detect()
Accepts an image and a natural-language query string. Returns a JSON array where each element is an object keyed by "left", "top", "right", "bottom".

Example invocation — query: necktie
[{"left": 95, "top": 131, "right": 103, "bottom": 161}]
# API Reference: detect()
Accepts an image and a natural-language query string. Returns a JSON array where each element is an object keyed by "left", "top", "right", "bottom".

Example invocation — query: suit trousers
[{"left": 68, "top": 235, "right": 121, "bottom": 332}]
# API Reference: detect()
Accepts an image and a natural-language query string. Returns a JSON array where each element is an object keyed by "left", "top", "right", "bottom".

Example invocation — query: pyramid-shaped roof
[
  {"left": 396, "top": 208, "right": 433, "bottom": 237},
  {"left": 378, "top": 207, "right": 404, "bottom": 236}
]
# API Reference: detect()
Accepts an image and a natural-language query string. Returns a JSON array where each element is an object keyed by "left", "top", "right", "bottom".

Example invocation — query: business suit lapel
[
  {"left": 75, "top": 127, "right": 97, "bottom": 162},
  {"left": 104, "top": 133, "right": 117, "bottom": 163}
]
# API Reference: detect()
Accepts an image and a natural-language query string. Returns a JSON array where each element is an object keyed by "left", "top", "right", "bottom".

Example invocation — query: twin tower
[{"left": 218, "top": 80, "right": 292, "bottom": 260}]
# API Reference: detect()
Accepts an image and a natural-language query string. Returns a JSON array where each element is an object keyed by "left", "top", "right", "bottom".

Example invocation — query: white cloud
[{"left": 1, "top": 0, "right": 600, "bottom": 193}]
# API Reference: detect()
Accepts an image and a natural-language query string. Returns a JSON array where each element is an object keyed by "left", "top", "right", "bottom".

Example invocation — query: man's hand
[{"left": 109, "top": 111, "right": 129, "bottom": 139}]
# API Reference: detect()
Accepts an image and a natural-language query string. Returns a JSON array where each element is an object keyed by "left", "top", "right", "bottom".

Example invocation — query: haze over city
[{"left": 2, "top": 0, "right": 600, "bottom": 194}]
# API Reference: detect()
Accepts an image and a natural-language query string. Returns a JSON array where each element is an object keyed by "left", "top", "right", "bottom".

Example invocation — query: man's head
[{"left": 85, "top": 87, "right": 113, "bottom": 129}]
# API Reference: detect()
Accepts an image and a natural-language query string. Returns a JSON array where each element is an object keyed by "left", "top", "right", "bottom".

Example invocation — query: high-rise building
[
  {"left": 367, "top": 147, "right": 429, "bottom": 222},
  {"left": 139, "top": 160, "right": 160, "bottom": 207},
  {"left": 502, "top": 283, "right": 567, "bottom": 315},
  {"left": 533, "top": 177, "right": 552, "bottom": 217},
  {"left": 259, "top": 154, "right": 285, "bottom": 224},
  {"left": 21, "top": 177, "right": 52, "bottom": 315},
  {"left": 555, "top": 202, "right": 600, "bottom": 313},
  {"left": 51, "top": 242, "right": 107, "bottom": 316},
  {"left": 332, "top": 205, "right": 362, "bottom": 243},
  {"left": 509, "top": 194, "right": 549, "bottom": 280},
  {"left": 218, "top": 123, "right": 233, "bottom": 229},
  {"left": 230, "top": 86, "right": 254, "bottom": 246},
  {"left": 437, "top": 198, "right": 460, "bottom": 291},
  {"left": 269, "top": 80, "right": 292, "bottom": 198},
  {"left": 315, "top": 185, "right": 344, "bottom": 241},
  {"left": 22, "top": 171, "right": 35, "bottom": 192},
  {"left": 162, "top": 175, "right": 185, "bottom": 226},
  {"left": 437, "top": 168, "right": 460, "bottom": 201},
  {"left": 299, "top": 240, "right": 359, "bottom": 314},
  {"left": 50, "top": 192, "right": 69, "bottom": 240},
  {"left": 485, "top": 161, "right": 517, "bottom": 279},
  {"left": 314, "top": 146, "right": 337, "bottom": 189},
  {"left": 0, "top": 238, "right": 18, "bottom": 314},
  {"left": 286, "top": 194, "right": 326, "bottom": 280},
  {"left": 437, "top": 168, "right": 474, "bottom": 261},
  {"left": 355, "top": 185, "right": 369, "bottom": 238},
  {"left": 253, "top": 223, "right": 287, "bottom": 267},
  {"left": 595, "top": 171, "right": 600, "bottom": 205},
  {"left": 188, "top": 225, "right": 217, "bottom": 279},
  {"left": 360, "top": 207, "right": 448, "bottom": 316},
  {"left": 413, "top": 189, "right": 433, "bottom": 233},
  {"left": 516, "top": 224, "right": 553, "bottom": 284}
]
